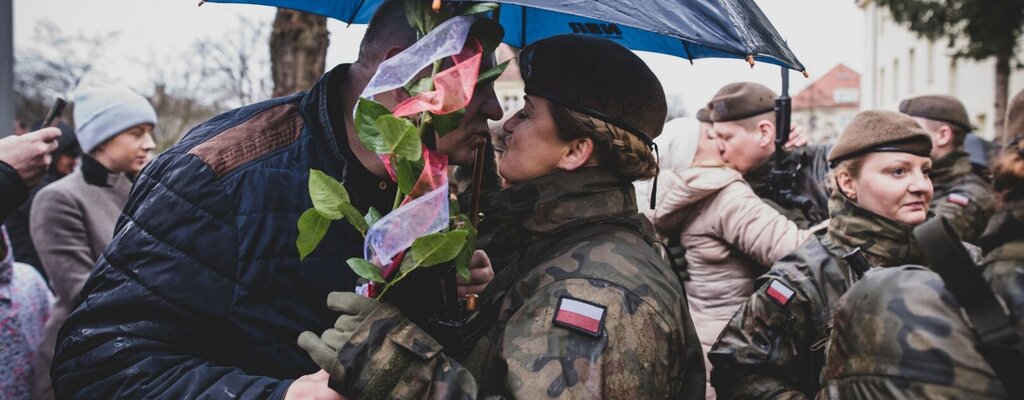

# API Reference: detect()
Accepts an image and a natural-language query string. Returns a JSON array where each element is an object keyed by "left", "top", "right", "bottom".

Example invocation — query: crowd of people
[{"left": 1, "top": 0, "right": 1021, "bottom": 398}]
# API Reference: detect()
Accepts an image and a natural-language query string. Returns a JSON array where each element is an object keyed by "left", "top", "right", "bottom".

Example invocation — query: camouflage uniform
[
  {"left": 708, "top": 191, "right": 923, "bottom": 399},
  {"left": 745, "top": 145, "right": 832, "bottom": 229},
  {"left": 319, "top": 168, "right": 705, "bottom": 399},
  {"left": 817, "top": 199, "right": 1024, "bottom": 399},
  {"left": 930, "top": 149, "right": 996, "bottom": 243}
]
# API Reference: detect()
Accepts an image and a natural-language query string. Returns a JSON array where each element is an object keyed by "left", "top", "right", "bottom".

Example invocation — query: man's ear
[
  {"left": 557, "top": 137, "right": 595, "bottom": 171},
  {"left": 758, "top": 120, "right": 776, "bottom": 148},
  {"left": 937, "top": 125, "right": 954, "bottom": 148}
]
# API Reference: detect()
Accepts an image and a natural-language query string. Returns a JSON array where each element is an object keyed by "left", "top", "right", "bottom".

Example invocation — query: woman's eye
[{"left": 889, "top": 168, "right": 905, "bottom": 177}]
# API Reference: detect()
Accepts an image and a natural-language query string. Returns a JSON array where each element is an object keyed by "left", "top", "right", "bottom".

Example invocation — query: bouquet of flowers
[{"left": 296, "top": 0, "right": 506, "bottom": 302}]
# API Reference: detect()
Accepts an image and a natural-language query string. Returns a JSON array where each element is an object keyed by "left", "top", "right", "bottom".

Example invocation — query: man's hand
[
  {"left": 297, "top": 293, "right": 380, "bottom": 378},
  {"left": 284, "top": 370, "right": 346, "bottom": 400},
  {"left": 457, "top": 250, "right": 493, "bottom": 297},
  {"left": 0, "top": 127, "right": 60, "bottom": 186},
  {"left": 783, "top": 123, "right": 807, "bottom": 149}
]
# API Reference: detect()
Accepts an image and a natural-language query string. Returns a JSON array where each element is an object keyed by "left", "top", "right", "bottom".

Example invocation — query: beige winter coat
[{"left": 645, "top": 166, "right": 811, "bottom": 398}]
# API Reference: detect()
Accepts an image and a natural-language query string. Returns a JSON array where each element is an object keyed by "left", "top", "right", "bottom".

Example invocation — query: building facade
[
  {"left": 859, "top": 0, "right": 1024, "bottom": 139},
  {"left": 792, "top": 64, "right": 860, "bottom": 144}
]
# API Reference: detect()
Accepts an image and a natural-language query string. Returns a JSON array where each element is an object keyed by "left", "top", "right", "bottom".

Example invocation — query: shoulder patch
[
  {"left": 947, "top": 193, "right": 970, "bottom": 207},
  {"left": 189, "top": 104, "right": 304, "bottom": 177},
  {"left": 552, "top": 296, "right": 606, "bottom": 337},
  {"left": 766, "top": 279, "right": 795, "bottom": 306}
]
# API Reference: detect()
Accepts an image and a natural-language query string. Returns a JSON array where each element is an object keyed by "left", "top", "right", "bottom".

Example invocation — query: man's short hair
[
  {"left": 357, "top": 0, "right": 418, "bottom": 63},
  {"left": 919, "top": 117, "right": 967, "bottom": 148},
  {"left": 733, "top": 111, "right": 775, "bottom": 132}
]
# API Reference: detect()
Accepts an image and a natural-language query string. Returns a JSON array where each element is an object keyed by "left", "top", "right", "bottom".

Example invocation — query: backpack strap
[{"left": 914, "top": 217, "right": 1024, "bottom": 397}]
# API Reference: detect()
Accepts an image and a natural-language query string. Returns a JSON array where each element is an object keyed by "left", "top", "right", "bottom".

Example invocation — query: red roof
[{"left": 792, "top": 64, "right": 860, "bottom": 110}]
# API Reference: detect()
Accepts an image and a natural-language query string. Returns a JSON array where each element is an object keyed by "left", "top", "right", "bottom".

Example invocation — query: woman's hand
[{"left": 457, "top": 250, "right": 494, "bottom": 297}]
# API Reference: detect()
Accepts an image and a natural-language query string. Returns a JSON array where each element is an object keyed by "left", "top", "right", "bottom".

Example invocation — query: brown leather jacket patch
[{"left": 189, "top": 104, "right": 304, "bottom": 178}]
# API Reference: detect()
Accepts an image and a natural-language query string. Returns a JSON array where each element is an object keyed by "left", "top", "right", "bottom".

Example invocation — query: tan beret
[
  {"left": 899, "top": 94, "right": 971, "bottom": 131},
  {"left": 1005, "top": 89, "right": 1024, "bottom": 138},
  {"left": 695, "top": 107, "right": 712, "bottom": 123},
  {"left": 828, "top": 110, "right": 933, "bottom": 163},
  {"left": 708, "top": 82, "right": 777, "bottom": 122}
]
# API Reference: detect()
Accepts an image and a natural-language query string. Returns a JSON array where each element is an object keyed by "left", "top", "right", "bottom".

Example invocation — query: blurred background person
[
  {"left": 4, "top": 120, "right": 81, "bottom": 281},
  {"left": 640, "top": 109, "right": 811, "bottom": 400},
  {"left": 30, "top": 86, "right": 156, "bottom": 400}
]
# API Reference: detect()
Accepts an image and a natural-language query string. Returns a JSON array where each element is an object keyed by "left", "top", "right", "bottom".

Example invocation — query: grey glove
[{"left": 298, "top": 291, "right": 381, "bottom": 374}]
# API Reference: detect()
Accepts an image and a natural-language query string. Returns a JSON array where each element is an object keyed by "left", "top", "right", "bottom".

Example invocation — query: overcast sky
[{"left": 13, "top": 0, "right": 863, "bottom": 115}]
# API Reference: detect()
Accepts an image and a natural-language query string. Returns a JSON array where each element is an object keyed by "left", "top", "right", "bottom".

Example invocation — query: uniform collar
[
  {"left": 745, "top": 147, "right": 802, "bottom": 195},
  {"left": 81, "top": 155, "right": 127, "bottom": 188},
  {"left": 930, "top": 149, "right": 972, "bottom": 186},
  {"left": 493, "top": 168, "right": 637, "bottom": 239},
  {"left": 826, "top": 190, "right": 924, "bottom": 267}
]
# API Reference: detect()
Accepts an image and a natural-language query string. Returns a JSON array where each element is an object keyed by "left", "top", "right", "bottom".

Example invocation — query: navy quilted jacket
[{"left": 52, "top": 66, "right": 383, "bottom": 399}]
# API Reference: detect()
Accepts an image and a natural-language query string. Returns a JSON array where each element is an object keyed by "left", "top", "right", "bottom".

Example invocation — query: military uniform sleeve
[
  {"left": 709, "top": 273, "right": 813, "bottom": 400},
  {"left": 931, "top": 186, "right": 995, "bottom": 243},
  {"left": 501, "top": 278, "right": 682, "bottom": 399},
  {"left": 0, "top": 159, "right": 29, "bottom": 221}
]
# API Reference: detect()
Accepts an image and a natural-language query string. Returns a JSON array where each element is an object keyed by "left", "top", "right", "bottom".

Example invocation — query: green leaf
[
  {"left": 347, "top": 258, "right": 386, "bottom": 283},
  {"left": 375, "top": 114, "right": 422, "bottom": 161},
  {"left": 340, "top": 203, "right": 368, "bottom": 236},
  {"left": 355, "top": 98, "right": 392, "bottom": 153},
  {"left": 476, "top": 60, "right": 510, "bottom": 85},
  {"left": 453, "top": 221, "right": 477, "bottom": 283},
  {"left": 432, "top": 109, "right": 465, "bottom": 138},
  {"left": 461, "top": 2, "right": 499, "bottom": 16},
  {"left": 297, "top": 208, "right": 330, "bottom": 261},
  {"left": 308, "top": 169, "right": 347, "bottom": 220},
  {"left": 401, "top": 0, "right": 426, "bottom": 33},
  {"left": 364, "top": 207, "right": 382, "bottom": 227},
  {"left": 410, "top": 230, "right": 470, "bottom": 268},
  {"left": 469, "top": 18, "right": 505, "bottom": 57},
  {"left": 405, "top": 76, "right": 433, "bottom": 96},
  {"left": 394, "top": 157, "right": 422, "bottom": 196}
]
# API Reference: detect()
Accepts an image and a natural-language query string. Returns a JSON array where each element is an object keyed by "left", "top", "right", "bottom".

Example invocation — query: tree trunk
[
  {"left": 994, "top": 50, "right": 1011, "bottom": 143},
  {"left": 269, "top": 8, "right": 329, "bottom": 98}
]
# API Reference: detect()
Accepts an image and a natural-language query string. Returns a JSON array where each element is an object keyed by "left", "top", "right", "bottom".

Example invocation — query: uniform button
[{"left": 379, "top": 181, "right": 387, "bottom": 190}]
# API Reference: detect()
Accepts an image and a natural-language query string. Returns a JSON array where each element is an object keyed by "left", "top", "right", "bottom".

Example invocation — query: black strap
[{"left": 913, "top": 217, "right": 1024, "bottom": 397}]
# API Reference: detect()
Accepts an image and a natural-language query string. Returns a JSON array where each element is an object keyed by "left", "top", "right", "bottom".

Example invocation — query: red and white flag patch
[
  {"left": 553, "top": 297, "right": 606, "bottom": 337},
  {"left": 766, "top": 279, "right": 795, "bottom": 306},
  {"left": 947, "top": 193, "right": 970, "bottom": 207}
]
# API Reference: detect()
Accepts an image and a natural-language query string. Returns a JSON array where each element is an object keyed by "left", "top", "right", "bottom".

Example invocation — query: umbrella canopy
[{"left": 206, "top": 0, "right": 805, "bottom": 71}]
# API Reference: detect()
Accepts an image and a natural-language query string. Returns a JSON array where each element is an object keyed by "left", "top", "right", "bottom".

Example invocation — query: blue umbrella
[{"left": 204, "top": 0, "right": 805, "bottom": 72}]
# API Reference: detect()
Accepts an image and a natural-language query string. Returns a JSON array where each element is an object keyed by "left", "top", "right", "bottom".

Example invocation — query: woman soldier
[
  {"left": 709, "top": 110, "right": 935, "bottom": 399},
  {"left": 816, "top": 90, "right": 1024, "bottom": 399},
  {"left": 297, "top": 34, "right": 706, "bottom": 399}
]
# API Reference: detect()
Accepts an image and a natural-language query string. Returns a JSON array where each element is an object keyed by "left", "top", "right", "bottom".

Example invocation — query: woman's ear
[
  {"left": 836, "top": 169, "right": 857, "bottom": 201},
  {"left": 557, "top": 137, "right": 595, "bottom": 171}
]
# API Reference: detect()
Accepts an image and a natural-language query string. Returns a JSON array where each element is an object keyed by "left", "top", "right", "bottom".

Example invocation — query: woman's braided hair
[{"left": 548, "top": 102, "right": 659, "bottom": 182}]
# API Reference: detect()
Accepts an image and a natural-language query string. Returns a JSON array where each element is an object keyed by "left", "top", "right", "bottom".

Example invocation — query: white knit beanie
[
  {"left": 73, "top": 86, "right": 157, "bottom": 153},
  {"left": 655, "top": 117, "right": 701, "bottom": 173}
]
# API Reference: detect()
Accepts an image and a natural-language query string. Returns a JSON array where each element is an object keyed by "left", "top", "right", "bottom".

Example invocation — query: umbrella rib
[
  {"left": 681, "top": 40, "right": 693, "bottom": 65},
  {"left": 347, "top": 0, "right": 369, "bottom": 27},
  {"left": 520, "top": 6, "right": 527, "bottom": 47}
]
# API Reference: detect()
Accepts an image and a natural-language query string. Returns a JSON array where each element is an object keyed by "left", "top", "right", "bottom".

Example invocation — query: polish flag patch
[
  {"left": 553, "top": 297, "right": 606, "bottom": 337},
  {"left": 766, "top": 279, "right": 795, "bottom": 306},
  {"left": 948, "top": 193, "right": 970, "bottom": 207}
]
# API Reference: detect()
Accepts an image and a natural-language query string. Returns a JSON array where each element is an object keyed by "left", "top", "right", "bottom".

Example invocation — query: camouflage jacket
[
  {"left": 746, "top": 144, "right": 832, "bottom": 229},
  {"left": 816, "top": 200, "right": 1024, "bottom": 399},
  {"left": 930, "top": 150, "right": 996, "bottom": 243},
  {"left": 328, "top": 168, "right": 705, "bottom": 399},
  {"left": 708, "top": 191, "right": 923, "bottom": 399}
]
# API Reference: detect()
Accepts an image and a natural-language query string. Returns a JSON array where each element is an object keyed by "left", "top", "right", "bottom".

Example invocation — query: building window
[
  {"left": 893, "top": 59, "right": 899, "bottom": 101},
  {"left": 834, "top": 88, "right": 860, "bottom": 104},
  {"left": 879, "top": 67, "right": 886, "bottom": 106},
  {"left": 908, "top": 48, "right": 915, "bottom": 94},
  {"left": 949, "top": 59, "right": 958, "bottom": 94},
  {"left": 927, "top": 40, "right": 935, "bottom": 84}
]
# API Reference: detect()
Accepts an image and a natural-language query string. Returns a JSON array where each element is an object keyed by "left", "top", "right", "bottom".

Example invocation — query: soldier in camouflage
[
  {"left": 708, "top": 110, "right": 934, "bottom": 399},
  {"left": 817, "top": 92, "right": 1024, "bottom": 400},
  {"left": 297, "top": 34, "right": 705, "bottom": 399},
  {"left": 900, "top": 95, "right": 996, "bottom": 243}
]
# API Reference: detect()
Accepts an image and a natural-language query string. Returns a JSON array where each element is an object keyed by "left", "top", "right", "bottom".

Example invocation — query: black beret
[
  {"left": 828, "top": 110, "right": 932, "bottom": 164},
  {"left": 708, "top": 82, "right": 777, "bottom": 122},
  {"left": 519, "top": 34, "right": 666, "bottom": 145},
  {"left": 899, "top": 95, "right": 972, "bottom": 132}
]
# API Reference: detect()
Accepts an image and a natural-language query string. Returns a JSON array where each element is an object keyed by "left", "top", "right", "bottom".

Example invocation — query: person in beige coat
[
  {"left": 639, "top": 111, "right": 812, "bottom": 399},
  {"left": 30, "top": 86, "right": 156, "bottom": 400}
]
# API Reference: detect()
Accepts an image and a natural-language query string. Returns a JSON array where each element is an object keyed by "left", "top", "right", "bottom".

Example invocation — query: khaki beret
[
  {"left": 1005, "top": 89, "right": 1024, "bottom": 138},
  {"left": 520, "top": 34, "right": 666, "bottom": 144},
  {"left": 899, "top": 94, "right": 972, "bottom": 132},
  {"left": 695, "top": 107, "right": 712, "bottom": 123},
  {"left": 828, "top": 110, "right": 933, "bottom": 164},
  {"left": 708, "top": 82, "right": 777, "bottom": 122}
]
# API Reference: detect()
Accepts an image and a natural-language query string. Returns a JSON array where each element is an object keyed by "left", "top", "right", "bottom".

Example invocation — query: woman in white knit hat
[
  {"left": 29, "top": 86, "right": 156, "bottom": 400},
  {"left": 640, "top": 109, "right": 811, "bottom": 400}
]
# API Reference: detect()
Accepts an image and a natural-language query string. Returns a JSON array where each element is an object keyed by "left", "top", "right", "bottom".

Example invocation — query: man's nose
[{"left": 474, "top": 84, "right": 503, "bottom": 121}]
